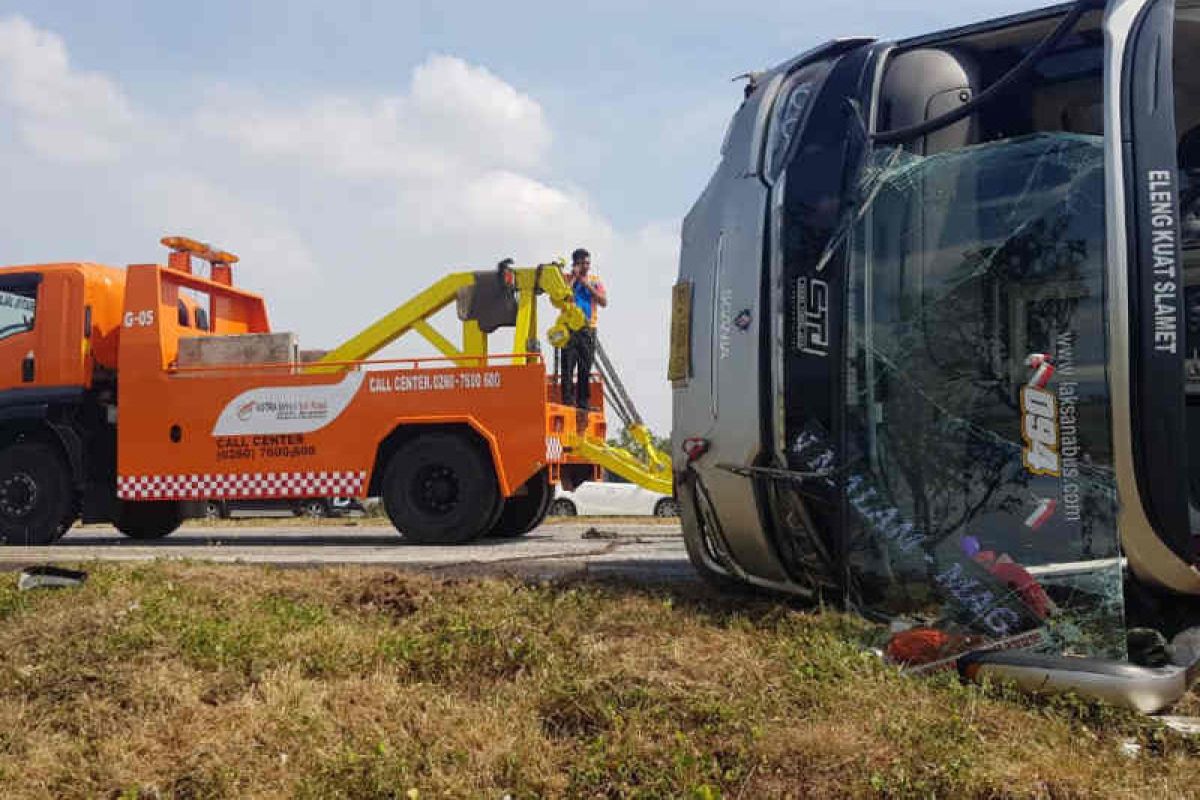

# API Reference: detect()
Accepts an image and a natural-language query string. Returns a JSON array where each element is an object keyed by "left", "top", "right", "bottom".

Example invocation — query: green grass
[{"left": 0, "top": 564, "right": 1192, "bottom": 798}]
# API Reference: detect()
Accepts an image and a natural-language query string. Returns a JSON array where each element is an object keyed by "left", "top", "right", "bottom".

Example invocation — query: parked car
[
  {"left": 202, "top": 497, "right": 366, "bottom": 520},
  {"left": 550, "top": 482, "right": 680, "bottom": 517}
]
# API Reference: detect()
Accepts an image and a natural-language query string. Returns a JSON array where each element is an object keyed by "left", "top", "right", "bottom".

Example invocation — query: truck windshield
[{"left": 842, "top": 133, "right": 1124, "bottom": 658}]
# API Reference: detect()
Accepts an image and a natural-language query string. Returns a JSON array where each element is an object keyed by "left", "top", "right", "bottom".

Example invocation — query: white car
[{"left": 550, "top": 481, "right": 680, "bottom": 517}]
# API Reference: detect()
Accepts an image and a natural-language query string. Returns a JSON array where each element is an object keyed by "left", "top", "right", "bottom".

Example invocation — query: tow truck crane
[{"left": 0, "top": 236, "right": 669, "bottom": 545}]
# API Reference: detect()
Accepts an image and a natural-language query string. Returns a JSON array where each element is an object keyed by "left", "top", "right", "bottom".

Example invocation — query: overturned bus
[{"left": 671, "top": 0, "right": 1200, "bottom": 694}]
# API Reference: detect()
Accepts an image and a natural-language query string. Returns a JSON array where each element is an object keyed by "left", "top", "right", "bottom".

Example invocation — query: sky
[{"left": 0, "top": 0, "right": 1049, "bottom": 432}]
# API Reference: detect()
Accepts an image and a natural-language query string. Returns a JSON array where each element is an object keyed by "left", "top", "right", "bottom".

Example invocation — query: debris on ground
[
  {"left": 582, "top": 527, "right": 619, "bottom": 540},
  {"left": 17, "top": 566, "right": 87, "bottom": 591},
  {"left": 1155, "top": 715, "right": 1200, "bottom": 735}
]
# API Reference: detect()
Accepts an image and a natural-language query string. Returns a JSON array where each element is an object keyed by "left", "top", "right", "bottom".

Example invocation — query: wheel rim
[
  {"left": 412, "top": 464, "right": 460, "bottom": 515},
  {"left": 655, "top": 500, "right": 678, "bottom": 517},
  {"left": 204, "top": 502, "right": 221, "bottom": 520},
  {"left": 553, "top": 500, "right": 575, "bottom": 516},
  {"left": 0, "top": 472, "right": 38, "bottom": 519},
  {"left": 303, "top": 500, "right": 326, "bottom": 517}
]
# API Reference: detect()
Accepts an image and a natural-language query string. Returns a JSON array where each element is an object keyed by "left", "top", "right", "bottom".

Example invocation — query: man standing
[{"left": 560, "top": 247, "right": 607, "bottom": 412}]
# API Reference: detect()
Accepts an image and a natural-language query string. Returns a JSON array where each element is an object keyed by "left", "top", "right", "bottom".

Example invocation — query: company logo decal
[
  {"left": 796, "top": 277, "right": 829, "bottom": 357},
  {"left": 717, "top": 289, "right": 734, "bottom": 359},
  {"left": 213, "top": 372, "right": 364, "bottom": 436}
]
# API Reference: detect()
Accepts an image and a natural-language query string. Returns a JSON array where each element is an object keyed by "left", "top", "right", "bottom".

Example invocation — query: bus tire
[
  {"left": 488, "top": 469, "right": 552, "bottom": 538},
  {"left": 0, "top": 442, "right": 72, "bottom": 545},
  {"left": 115, "top": 501, "right": 184, "bottom": 540},
  {"left": 382, "top": 431, "right": 501, "bottom": 544}
]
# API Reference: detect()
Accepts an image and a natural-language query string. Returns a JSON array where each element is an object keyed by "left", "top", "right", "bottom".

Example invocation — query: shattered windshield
[{"left": 839, "top": 133, "right": 1123, "bottom": 664}]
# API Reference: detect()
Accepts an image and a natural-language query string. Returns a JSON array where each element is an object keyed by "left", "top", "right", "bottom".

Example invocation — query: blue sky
[{"left": 0, "top": 0, "right": 1048, "bottom": 430}]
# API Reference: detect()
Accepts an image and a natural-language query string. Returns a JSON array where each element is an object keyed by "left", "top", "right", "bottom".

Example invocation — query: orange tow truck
[{"left": 0, "top": 237, "right": 670, "bottom": 545}]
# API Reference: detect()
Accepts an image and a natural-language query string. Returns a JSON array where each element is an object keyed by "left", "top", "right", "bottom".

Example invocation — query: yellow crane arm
[
  {"left": 567, "top": 433, "right": 674, "bottom": 495},
  {"left": 311, "top": 262, "right": 586, "bottom": 372}
]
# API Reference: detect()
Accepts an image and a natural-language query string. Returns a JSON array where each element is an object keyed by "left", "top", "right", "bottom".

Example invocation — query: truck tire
[
  {"left": 382, "top": 431, "right": 501, "bottom": 544},
  {"left": 0, "top": 442, "right": 72, "bottom": 545},
  {"left": 115, "top": 501, "right": 184, "bottom": 540},
  {"left": 488, "top": 469, "right": 552, "bottom": 538}
]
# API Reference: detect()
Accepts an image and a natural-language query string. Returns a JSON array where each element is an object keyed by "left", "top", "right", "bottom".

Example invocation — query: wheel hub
[
  {"left": 417, "top": 465, "right": 459, "bottom": 514},
  {"left": 0, "top": 473, "right": 38, "bottom": 518}
]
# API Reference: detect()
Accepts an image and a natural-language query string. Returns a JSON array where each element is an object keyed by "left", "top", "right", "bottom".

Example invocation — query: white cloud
[
  {"left": 0, "top": 15, "right": 135, "bottom": 162},
  {"left": 146, "top": 171, "right": 319, "bottom": 280},
  {"left": 408, "top": 55, "right": 550, "bottom": 170},
  {"left": 206, "top": 54, "right": 550, "bottom": 182}
]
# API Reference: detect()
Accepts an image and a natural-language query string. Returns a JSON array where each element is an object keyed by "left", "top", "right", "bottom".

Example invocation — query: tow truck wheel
[
  {"left": 0, "top": 442, "right": 72, "bottom": 545},
  {"left": 382, "top": 432, "right": 501, "bottom": 544},
  {"left": 115, "top": 501, "right": 184, "bottom": 540},
  {"left": 488, "top": 469, "right": 552, "bottom": 538}
]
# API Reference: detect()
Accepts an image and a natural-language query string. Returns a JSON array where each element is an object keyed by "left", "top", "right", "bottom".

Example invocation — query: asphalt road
[{"left": 0, "top": 521, "right": 694, "bottom": 582}]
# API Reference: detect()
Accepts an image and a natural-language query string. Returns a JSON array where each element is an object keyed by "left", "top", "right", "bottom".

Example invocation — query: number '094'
[{"left": 1021, "top": 386, "right": 1060, "bottom": 476}]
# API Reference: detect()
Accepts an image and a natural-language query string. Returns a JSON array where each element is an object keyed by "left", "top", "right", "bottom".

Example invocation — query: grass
[{"left": 0, "top": 564, "right": 1193, "bottom": 798}]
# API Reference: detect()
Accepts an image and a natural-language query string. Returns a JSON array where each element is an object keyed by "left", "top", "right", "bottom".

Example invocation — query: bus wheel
[
  {"left": 0, "top": 442, "right": 71, "bottom": 545},
  {"left": 488, "top": 469, "right": 552, "bottom": 538},
  {"left": 115, "top": 501, "right": 184, "bottom": 540},
  {"left": 382, "top": 431, "right": 501, "bottom": 544}
]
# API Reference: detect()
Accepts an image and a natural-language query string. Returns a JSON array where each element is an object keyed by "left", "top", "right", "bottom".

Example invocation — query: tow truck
[{"left": 0, "top": 237, "right": 669, "bottom": 545}]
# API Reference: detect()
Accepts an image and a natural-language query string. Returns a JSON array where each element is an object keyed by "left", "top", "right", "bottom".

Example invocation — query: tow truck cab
[{"left": 673, "top": 0, "right": 1200, "bottom": 655}]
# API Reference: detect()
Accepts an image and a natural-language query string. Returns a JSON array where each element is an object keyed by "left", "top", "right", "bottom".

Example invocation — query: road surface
[{"left": 0, "top": 521, "right": 694, "bottom": 582}]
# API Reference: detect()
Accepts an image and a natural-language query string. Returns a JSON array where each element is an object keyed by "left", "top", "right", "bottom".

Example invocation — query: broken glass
[{"left": 837, "top": 133, "right": 1125, "bottom": 664}]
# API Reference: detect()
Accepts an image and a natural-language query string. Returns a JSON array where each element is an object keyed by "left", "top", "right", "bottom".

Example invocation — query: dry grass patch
[{"left": 0, "top": 564, "right": 1190, "bottom": 798}]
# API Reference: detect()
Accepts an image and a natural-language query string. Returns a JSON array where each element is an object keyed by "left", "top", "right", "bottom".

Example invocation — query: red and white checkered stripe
[
  {"left": 117, "top": 471, "right": 367, "bottom": 500},
  {"left": 546, "top": 436, "right": 564, "bottom": 462}
]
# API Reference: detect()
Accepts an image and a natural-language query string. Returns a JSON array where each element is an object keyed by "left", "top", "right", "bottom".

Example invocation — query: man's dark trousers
[{"left": 560, "top": 327, "right": 596, "bottom": 409}]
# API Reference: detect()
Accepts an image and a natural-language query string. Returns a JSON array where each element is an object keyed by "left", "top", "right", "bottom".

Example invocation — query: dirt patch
[{"left": 348, "top": 571, "right": 423, "bottom": 618}]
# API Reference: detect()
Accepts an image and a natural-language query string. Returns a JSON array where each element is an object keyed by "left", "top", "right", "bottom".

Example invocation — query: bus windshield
[{"left": 840, "top": 133, "right": 1124, "bottom": 659}]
